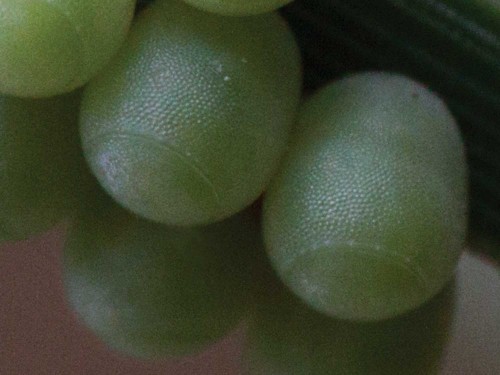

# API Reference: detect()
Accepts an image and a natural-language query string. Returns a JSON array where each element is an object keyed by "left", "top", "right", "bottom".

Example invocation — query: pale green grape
[
  {"left": 0, "top": 92, "right": 89, "bottom": 241},
  {"left": 181, "top": 0, "right": 294, "bottom": 16},
  {"left": 80, "top": 0, "right": 301, "bottom": 226},
  {"left": 263, "top": 73, "right": 468, "bottom": 321},
  {"left": 0, "top": 0, "right": 135, "bottom": 98},
  {"left": 63, "top": 191, "right": 260, "bottom": 358},
  {"left": 243, "top": 281, "right": 456, "bottom": 375}
]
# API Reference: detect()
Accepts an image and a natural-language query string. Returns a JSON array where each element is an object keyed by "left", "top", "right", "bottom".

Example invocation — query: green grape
[
  {"left": 243, "top": 280, "right": 456, "bottom": 375},
  {"left": 181, "top": 0, "right": 294, "bottom": 16},
  {"left": 263, "top": 73, "right": 468, "bottom": 321},
  {"left": 0, "top": 0, "right": 135, "bottom": 98},
  {"left": 63, "top": 191, "right": 260, "bottom": 359},
  {"left": 80, "top": 0, "right": 301, "bottom": 226},
  {"left": 0, "top": 92, "right": 89, "bottom": 242}
]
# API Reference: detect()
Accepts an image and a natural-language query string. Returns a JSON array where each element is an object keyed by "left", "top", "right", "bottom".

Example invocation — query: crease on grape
[
  {"left": 85, "top": 131, "right": 222, "bottom": 208},
  {"left": 279, "top": 239, "right": 433, "bottom": 291}
]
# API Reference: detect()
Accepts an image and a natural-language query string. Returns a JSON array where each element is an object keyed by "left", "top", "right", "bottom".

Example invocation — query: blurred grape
[
  {"left": 0, "top": 0, "right": 136, "bottom": 97},
  {"left": 0, "top": 92, "right": 91, "bottom": 241},
  {"left": 243, "top": 277, "right": 456, "bottom": 375},
  {"left": 63, "top": 190, "right": 261, "bottom": 359}
]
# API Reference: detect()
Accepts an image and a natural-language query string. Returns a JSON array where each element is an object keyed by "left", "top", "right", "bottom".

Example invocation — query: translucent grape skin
[
  {"left": 80, "top": 0, "right": 301, "bottom": 227},
  {"left": 0, "top": 92, "right": 90, "bottom": 242},
  {"left": 63, "top": 191, "right": 260, "bottom": 359},
  {"left": 181, "top": 0, "right": 294, "bottom": 16},
  {"left": 0, "top": 0, "right": 135, "bottom": 98},
  {"left": 263, "top": 73, "right": 468, "bottom": 321},
  {"left": 243, "top": 280, "right": 456, "bottom": 375}
]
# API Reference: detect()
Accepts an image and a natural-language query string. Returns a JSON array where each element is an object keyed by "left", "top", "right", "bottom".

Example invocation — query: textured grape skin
[
  {"left": 243, "top": 282, "right": 455, "bottom": 375},
  {"left": 0, "top": 92, "right": 89, "bottom": 241},
  {"left": 80, "top": 0, "right": 301, "bottom": 226},
  {"left": 0, "top": 0, "right": 135, "bottom": 98},
  {"left": 263, "top": 73, "right": 468, "bottom": 321},
  {"left": 181, "top": 0, "right": 293, "bottom": 16},
  {"left": 63, "top": 194, "right": 260, "bottom": 359}
]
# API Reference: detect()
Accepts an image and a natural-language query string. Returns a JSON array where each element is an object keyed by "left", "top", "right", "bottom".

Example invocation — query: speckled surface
[
  {"left": 81, "top": 0, "right": 301, "bottom": 226},
  {"left": 263, "top": 73, "right": 468, "bottom": 321}
]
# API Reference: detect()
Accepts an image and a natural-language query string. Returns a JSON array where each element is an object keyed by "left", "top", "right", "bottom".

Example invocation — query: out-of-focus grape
[
  {"left": 63, "top": 191, "right": 261, "bottom": 358},
  {"left": 243, "top": 278, "right": 456, "bottom": 375},
  {"left": 0, "top": 92, "right": 89, "bottom": 241},
  {"left": 0, "top": 0, "right": 135, "bottom": 97}
]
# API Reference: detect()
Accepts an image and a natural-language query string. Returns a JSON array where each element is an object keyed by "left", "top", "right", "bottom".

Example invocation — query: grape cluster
[{"left": 0, "top": 0, "right": 467, "bottom": 372}]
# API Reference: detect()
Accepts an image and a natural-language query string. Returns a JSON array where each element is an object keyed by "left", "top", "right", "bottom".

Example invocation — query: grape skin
[
  {"left": 0, "top": 0, "right": 135, "bottom": 98},
  {"left": 0, "top": 0, "right": 476, "bottom": 374},
  {"left": 181, "top": 0, "right": 294, "bottom": 16},
  {"left": 80, "top": 0, "right": 301, "bottom": 226},
  {"left": 63, "top": 194, "right": 260, "bottom": 358},
  {"left": 243, "top": 281, "right": 455, "bottom": 375},
  {"left": 263, "top": 73, "right": 468, "bottom": 321},
  {"left": 0, "top": 92, "right": 89, "bottom": 241}
]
